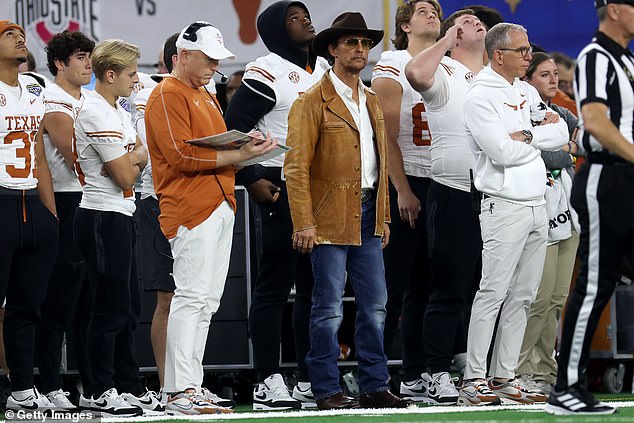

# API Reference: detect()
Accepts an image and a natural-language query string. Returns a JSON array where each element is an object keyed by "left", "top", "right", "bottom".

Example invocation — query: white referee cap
[{"left": 176, "top": 21, "right": 235, "bottom": 60}]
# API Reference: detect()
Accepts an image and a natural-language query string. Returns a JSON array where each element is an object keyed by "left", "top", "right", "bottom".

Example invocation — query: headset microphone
[{"left": 216, "top": 71, "right": 228, "bottom": 84}]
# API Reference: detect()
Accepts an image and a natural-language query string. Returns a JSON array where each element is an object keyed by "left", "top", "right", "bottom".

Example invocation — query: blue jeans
[{"left": 307, "top": 200, "right": 389, "bottom": 400}]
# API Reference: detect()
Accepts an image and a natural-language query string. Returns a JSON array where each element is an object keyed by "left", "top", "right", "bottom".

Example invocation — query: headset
[
  {"left": 181, "top": 21, "right": 212, "bottom": 42},
  {"left": 181, "top": 22, "right": 229, "bottom": 83}
]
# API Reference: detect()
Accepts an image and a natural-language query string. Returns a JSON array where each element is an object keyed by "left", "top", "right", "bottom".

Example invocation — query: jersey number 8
[{"left": 412, "top": 103, "right": 432, "bottom": 146}]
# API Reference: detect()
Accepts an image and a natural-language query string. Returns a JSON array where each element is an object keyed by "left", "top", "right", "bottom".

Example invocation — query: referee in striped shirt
[{"left": 546, "top": 0, "right": 634, "bottom": 416}]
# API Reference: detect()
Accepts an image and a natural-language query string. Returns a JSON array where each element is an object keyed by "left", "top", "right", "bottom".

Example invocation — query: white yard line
[{"left": 101, "top": 400, "right": 634, "bottom": 421}]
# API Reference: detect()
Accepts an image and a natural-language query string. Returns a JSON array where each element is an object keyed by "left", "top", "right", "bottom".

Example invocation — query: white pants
[
  {"left": 464, "top": 198, "right": 548, "bottom": 380},
  {"left": 164, "top": 202, "right": 235, "bottom": 392}
]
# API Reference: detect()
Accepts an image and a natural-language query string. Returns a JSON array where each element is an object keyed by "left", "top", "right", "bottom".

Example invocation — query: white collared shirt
[{"left": 329, "top": 70, "right": 378, "bottom": 189}]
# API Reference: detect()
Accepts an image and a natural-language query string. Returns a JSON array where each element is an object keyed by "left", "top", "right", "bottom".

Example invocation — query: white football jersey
[
  {"left": 134, "top": 85, "right": 157, "bottom": 199},
  {"left": 0, "top": 74, "right": 45, "bottom": 190},
  {"left": 74, "top": 91, "right": 137, "bottom": 216},
  {"left": 372, "top": 50, "right": 431, "bottom": 178},
  {"left": 43, "top": 81, "right": 86, "bottom": 192},
  {"left": 421, "top": 56, "right": 478, "bottom": 192},
  {"left": 243, "top": 53, "right": 329, "bottom": 168}
]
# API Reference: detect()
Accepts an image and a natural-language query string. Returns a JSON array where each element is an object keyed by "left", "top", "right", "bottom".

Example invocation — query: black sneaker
[{"left": 544, "top": 385, "right": 616, "bottom": 415}]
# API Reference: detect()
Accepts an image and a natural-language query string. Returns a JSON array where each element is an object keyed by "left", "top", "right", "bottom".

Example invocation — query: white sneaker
[
  {"left": 253, "top": 374, "right": 301, "bottom": 410},
  {"left": 202, "top": 387, "right": 236, "bottom": 408},
  {"left": 488, "top": 378, "right": 548, "bottom": 404},
  {"left": 91, "top": 388, "right": 143, "bottom": 417},
  {"left": 399, "top": 372, "right": 433, "bottom": 403},
  {"left": 531, "top": 379, "right": 553, "bottom": 395},
  {"left": 45, "top": 389, "right": 78, "bottom": 412},
  {"left": 158, "top": 388, "right": 167, "bottom": 405},
  {"left": 516, "top": 374, "right": 534, "bottom": 388},
  {"left": 292, "top": 383, "right": 316, "bottom": 408},
  {"left": 121, "top": 390, "right": 165, "bottom": 414},
  {"left": 78, "top": 393, "right": 92, "bottom": 411},
  {"left": 6, "top": 388, "right": 57, "bottom": 414},
  {"left": 427, "top": 372, "right": 459, "bottom": 405},
  {"left": 517, "top": 374, "right": 553, "bottom": 395},
  {"left": 165, "top": 390, "right": 233, "bottom": 415},
  {"left": 458, "top": 379, "right": 501, "bottom": 406}
]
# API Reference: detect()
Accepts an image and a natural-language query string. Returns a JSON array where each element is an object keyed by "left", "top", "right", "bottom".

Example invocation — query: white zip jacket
[{"left": 464, "top": 66, "right": 568, "bottom": 206}]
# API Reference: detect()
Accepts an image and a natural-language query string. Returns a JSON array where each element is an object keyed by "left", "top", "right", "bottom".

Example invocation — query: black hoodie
[
  {"left": 225, "top": 1, "right": 317, "bottom": 185},
  {"left": 257, "top": 1, "right": 317, "bottom": 70}
]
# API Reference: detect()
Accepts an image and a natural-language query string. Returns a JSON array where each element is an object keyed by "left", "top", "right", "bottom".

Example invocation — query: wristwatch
[{"left": 521, "top": 129, "right": 533, "bottom": 144}]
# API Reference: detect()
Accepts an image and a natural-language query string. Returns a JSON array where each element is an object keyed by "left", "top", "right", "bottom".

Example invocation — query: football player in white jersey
[
  {"left": 370, "top": 0, "right": 441, "bottom": 404},
  {"left": 224, "top": 0, "right": 329, "bottom": 410},
  {"left": 0, "top": 20, "right": 59, "bottom": 415},
  {"left": 405, "top": 9, "right": 488, "bottom": 406},
  {"left": 73, "top": 39, "right": 152, "bottom": 417},
  {"left": 35, "top": 30, "right": 95, "bottom": 412}
]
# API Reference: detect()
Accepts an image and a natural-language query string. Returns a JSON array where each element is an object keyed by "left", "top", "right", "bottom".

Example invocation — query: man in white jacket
[{"left": 460, "top": 23, "right": 568, "bottom": 405}]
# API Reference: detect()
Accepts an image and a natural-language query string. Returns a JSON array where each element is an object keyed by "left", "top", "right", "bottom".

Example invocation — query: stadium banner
[
  {"left": 2, "top": 0, "right": 383, "bottom": 74},
  {"left": 0, "top": 0, "right": 610, "bottom": 76}
]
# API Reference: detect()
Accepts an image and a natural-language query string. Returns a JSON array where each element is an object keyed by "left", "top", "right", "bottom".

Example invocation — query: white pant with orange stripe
[
  {"left": 464, "top": 198, "right": 548, "bottom": 380},
  {"left": 164, "top": 201, "right": 235, "bottom": 392}
]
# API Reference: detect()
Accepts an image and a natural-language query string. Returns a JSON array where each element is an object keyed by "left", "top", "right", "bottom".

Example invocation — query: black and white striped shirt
[{"left": 575, "top": 31, "right": 634, "bottom": 160}]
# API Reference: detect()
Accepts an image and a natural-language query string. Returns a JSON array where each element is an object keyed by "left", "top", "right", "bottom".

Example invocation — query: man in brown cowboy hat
[{"left": 284, "top": 12, "right": 414, "bottom": 410}]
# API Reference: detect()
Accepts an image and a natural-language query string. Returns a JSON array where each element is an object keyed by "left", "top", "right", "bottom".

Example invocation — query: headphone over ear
[{"left": 182, "top": 22, "right": 213, "bottom": 42}]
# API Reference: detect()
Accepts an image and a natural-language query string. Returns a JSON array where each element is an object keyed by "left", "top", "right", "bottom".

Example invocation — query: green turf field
[{"left": 4, "top": 397, "right": 634, "bottom": 422}]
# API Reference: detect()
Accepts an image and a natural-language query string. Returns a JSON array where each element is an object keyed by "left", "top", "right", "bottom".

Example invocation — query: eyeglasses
[
  {"left": 499, "top": 45, "right": 533, "bottom": 58},
  {"left": 182, "top": 22, "right": 212, "bottom": 42},
  {"left": 341, "top": 38, "right": 373, "bottom": 50}
]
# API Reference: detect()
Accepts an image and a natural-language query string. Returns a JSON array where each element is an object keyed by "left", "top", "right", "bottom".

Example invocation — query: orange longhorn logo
[
  {"left": 505, "top": 0, "right": 522, "bottom": 14},
  {"left": 233, "top": 0, "right": 262, "bottom": 44}
]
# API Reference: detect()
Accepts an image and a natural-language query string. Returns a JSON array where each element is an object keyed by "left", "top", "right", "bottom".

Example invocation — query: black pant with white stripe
[{"left": 555, "top": 162, "right": 634, "bottom": 390}]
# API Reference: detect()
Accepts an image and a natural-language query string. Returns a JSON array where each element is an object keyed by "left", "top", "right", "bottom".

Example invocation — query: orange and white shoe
[
  {"left": 458, "top": 380, "right": 501, "bottom": 406},
  {"left": 166, "top": 390, "right": 233, "bottom": 415},
  {"left": 488, "top": 378, "right": 548, "bottom": 404}
]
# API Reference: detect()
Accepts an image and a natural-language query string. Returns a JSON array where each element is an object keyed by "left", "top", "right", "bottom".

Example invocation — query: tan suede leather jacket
[{"left": 283, "top": 70, "right": 390, "bottom": 246}]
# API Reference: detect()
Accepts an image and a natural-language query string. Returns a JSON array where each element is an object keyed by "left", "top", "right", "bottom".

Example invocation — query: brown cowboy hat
[{"left": 313, "top": 12, "right": 383, "bottom": 59}]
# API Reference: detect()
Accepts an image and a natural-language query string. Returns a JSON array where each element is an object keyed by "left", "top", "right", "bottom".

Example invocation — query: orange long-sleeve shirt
[
  {"left": 145, "top": 76, "right": 236, "bottom": 239},
  {"left": 552, "top": 89, "right": 578, "bottom": 117}
]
